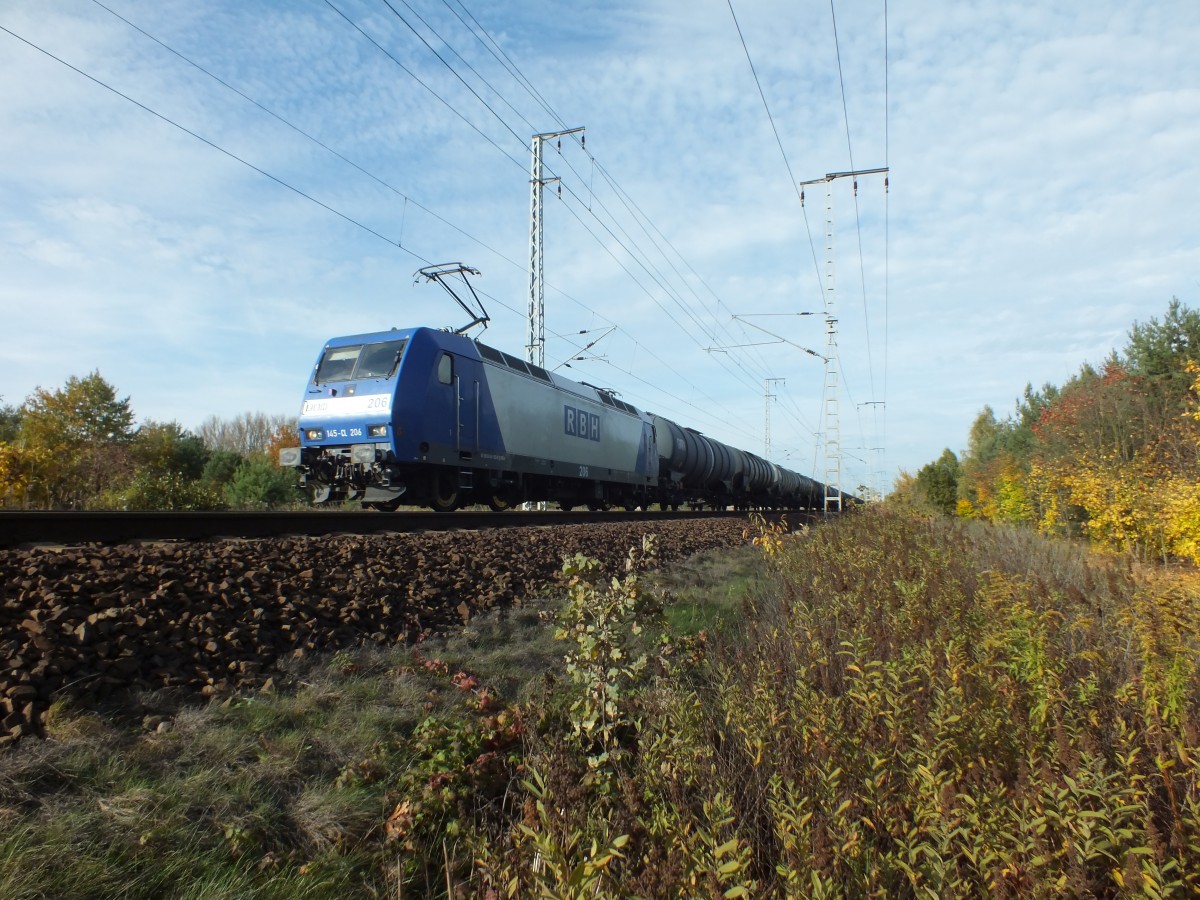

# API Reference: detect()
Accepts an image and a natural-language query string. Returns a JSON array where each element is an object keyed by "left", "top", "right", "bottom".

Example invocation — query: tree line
[
  {"left": 896, "top": 299, "right": 1200, "bottom": 563},
  {"left": 0, "top": 373, "right": 300, "bottom": 510}
]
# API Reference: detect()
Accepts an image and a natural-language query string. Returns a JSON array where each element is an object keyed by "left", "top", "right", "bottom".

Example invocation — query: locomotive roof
[{"left": 319, "top": 326, "right": 645, "bottom": 417}]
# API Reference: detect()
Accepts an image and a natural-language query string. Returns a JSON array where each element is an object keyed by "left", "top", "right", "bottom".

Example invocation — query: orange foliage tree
[{"left": 949, "top": 300, "right": 1200, "bottom": 563}]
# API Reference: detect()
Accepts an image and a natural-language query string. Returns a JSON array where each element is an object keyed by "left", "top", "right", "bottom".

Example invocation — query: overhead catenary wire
[
  {"left": 415, "top": 0, "right": 806, "bottom": 412},
  {"left": 83, "top": 0, "right": 754, "bottom": 423},
  {"left": 0, "top": 23, "right": 427, "bottom": 264},
  {"left": 724, "top": 0, "right": 890, "bottom": 493},
  {"left": 723, "top": 0, "right": 845, "bottom": 467},
  {"left": 7, "top": 4, "right": 844, "bottom": 475},
  {"left": 321, "top": 0, "right": 528, "bottom": 174},
  {"left": 442, "top": 0, "right": 568, "bottom": 133},
  {"left": 3, "top": 12, "right": 546, "bottom": 336},
  {"left": 365, "top": 0, "right": 804, "bottom": 443},
  {"left": 386, "top": 0, "right": 542, "bottom": 138},
  {"left": 725, "top": 0, "right": 824, "bottom": 305},
  {"left": 436, "top": 0, "right": 887, "bottom": 481},
  {"left": 358, "top": 0, "right": 816, "bottom": 439},
  {"left": 334, "top": 1, "right": 777, "bottom": 396},
  {"left": 829, "top": 0, "right": 879, "bottom": 409},
  {"left": 85, "top": 0, "right": 511, "bottom": 266},
  {"left": 883, "top": 0, "right": 891, "bottom": 488}
]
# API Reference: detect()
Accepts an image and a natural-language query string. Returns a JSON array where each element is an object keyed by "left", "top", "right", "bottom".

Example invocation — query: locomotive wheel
[
  {"left": 430, "top": 475, "right": 459, "bottom": 512},
  {"left": 486, "top": 494, "right": 512, "bottom": 512},
  {"left": 558, "top": 501, "right": 575, "bottom": 512}
]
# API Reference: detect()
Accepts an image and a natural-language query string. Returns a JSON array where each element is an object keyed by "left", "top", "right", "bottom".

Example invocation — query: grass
[
  {"left": 3, "top": 510, "right": 1199, "bottom": 896},
  {"left": 653, "top": 542, "right": 762, "bottom": 636},
  {"left": 0, "top": 541, "right": 759, "bottom": 899}
]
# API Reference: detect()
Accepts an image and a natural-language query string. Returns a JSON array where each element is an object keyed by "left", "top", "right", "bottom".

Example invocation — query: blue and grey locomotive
[{"left": 279, "top": 325, "right": 835, "bottom": 512}]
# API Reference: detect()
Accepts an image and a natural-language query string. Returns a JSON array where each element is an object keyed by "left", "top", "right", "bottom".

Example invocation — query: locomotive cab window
[
  {"left": 315, "top": 339, "right": 408, "bottom": 383},
  {"left": 315, "top": 345, "right": 361, "bottom": 383},
  {"left": 355, "top": 339, "right": 408, "bottom": 379},
  {"left": 437, "top": 352, "right": 453, "bottom": 385}
]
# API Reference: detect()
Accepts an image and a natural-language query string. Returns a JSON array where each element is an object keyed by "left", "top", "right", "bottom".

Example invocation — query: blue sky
[{"left": 2, "top": 0, "right": 1198, "bottom": 497}]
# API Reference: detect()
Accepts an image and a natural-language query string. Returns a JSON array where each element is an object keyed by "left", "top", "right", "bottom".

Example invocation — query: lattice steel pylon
[
  {"left": 799, "top": 166, "right": 887, "bottom": 515},
  {"left": 821, "top": 182, "right": 842, "bottom": 515},
  {"left": 527, "top": 127, "right": 584, "bottom": 369},
  {"left": 764, "top": 378, "right": 785, "bottom": 459}
]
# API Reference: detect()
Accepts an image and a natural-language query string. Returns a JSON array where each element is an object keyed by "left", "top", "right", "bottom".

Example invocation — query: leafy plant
[{"left": 555, "top": 534, "right": 665, "bottom": 774}]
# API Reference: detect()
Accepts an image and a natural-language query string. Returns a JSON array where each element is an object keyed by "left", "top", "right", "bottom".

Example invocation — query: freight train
[{"left": 279, "top": 325, "right": 848, "bottom": 512}]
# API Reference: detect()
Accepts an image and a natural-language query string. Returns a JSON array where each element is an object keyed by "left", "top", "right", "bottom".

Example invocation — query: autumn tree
[
  {"left": 951, "top": 299, "right": 1200, "bottom": 561},
  {"left": 195, "top": 413, "right": 300, "bottom": 508},
  {"left": 0, "top": 397, "right": 35, "bottom": 507},
  {"left": 89, "top": 420, "right": 225, "bottom": 511},
  {"left": 886, "top": 469, "right": 923, "bottom": 510},
  {"left": 18, "top": 372, "right": 136, "bottom": 508},
  {"left": 0, "top": 443, "right": 52, "bottom": 509}
]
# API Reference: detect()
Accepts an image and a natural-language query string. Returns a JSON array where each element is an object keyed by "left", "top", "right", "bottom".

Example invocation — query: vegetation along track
[{"left": 0, "top": 513, "right": 798, "bottom": 746}]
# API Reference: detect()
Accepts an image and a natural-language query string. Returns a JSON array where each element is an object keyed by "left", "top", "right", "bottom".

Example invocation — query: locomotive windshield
[{"left": 314, "top": 339, "right": 408, "bottom": 383}]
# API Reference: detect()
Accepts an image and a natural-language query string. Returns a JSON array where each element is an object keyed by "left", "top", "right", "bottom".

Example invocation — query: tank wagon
[{"left": 279, "top": 326, "right": 846, "bottom": 512}]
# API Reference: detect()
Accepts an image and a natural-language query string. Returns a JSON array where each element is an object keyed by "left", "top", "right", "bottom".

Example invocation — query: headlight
[
  {"left": 305, "top": 429, "right": 324, "bottom": 441},
  {"left": 368, "top": 424, "right": 388, "bottom": 438}
]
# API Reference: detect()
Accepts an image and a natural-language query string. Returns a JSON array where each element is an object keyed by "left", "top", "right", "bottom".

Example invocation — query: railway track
[{"left": 0, "top": 507, "right": 790, "bottom": 548}]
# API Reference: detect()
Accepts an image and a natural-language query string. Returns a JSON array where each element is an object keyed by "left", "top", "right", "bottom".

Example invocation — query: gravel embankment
[{"left": 0, "top": 517, "right": 752, "bottom": 745}]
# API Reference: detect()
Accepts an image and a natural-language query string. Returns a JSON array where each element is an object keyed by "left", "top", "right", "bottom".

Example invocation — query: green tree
[
  {"left": 915, "top": 448, "right": 960, "bottom": 516},
  {"left": 131, "top": 420, "right": 209, "bottom": 480},
  {"left": 1123, "top": 297, "right": 1200, "bottom": 382},
  {"left": 200, "top": 449, "right": 244, "bottom": 490},
  {"left": 19, "top": 372, "right": 136, "bottom": 508},
  {"left": 21, "top": 372, "right": 135, "bottom": 447},
  {"left": 224, "top": 456, "right": 298, "bottom": 509},
  {"left": 0, "top": 399, "right": 21, "bottom": 443}
]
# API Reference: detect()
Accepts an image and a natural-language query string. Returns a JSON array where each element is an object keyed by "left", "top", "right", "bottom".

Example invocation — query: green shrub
[
  {"left": 224, "top": 456, "right": 299, "bottom": 509},
  {"left": 95, "top": 470, "right": 226, "bottom": 510}
]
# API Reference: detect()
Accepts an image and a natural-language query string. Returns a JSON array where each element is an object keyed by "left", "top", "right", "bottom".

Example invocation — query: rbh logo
[{"left": 564, "top": 405, "right": 601, "bottom": 442}]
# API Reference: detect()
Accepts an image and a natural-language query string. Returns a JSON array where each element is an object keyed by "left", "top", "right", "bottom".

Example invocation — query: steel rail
[{"left": 0, "top": 508, "right": 793, "bottom": 549}]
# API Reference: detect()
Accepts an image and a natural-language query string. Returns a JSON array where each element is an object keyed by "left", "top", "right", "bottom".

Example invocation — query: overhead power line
[
  {"left": 829, "top": 0, "right": 879, "bottom": 406},
  {"left": 725, "top": 0, "right": 824, "bottom": 304},
  {"left": 321, "top": 0, "right": 527, "bottom": 173},
  {"left": 0, "top": 23, "right": 418, "bottom": 260},
  {"left": 7, "top": 5, "right": 825, "bottom": 462},
  {"left": 398, "top": 0, "right": 804, "bottom": 415}
]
